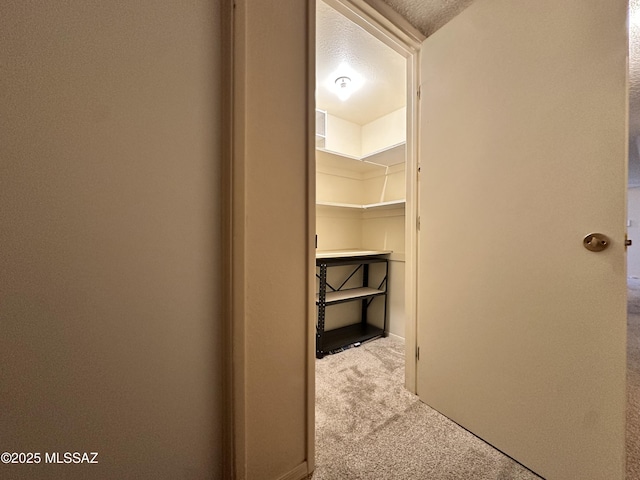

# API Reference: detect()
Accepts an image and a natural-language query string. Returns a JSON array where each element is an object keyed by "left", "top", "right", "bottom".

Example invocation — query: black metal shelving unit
[{"left": 315, "top": 253, "right": 389, "bottom": 358}]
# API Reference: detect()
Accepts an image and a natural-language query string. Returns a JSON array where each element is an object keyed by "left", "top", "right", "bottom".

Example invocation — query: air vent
[{"left": 315, "top": 109, "right": 326, "bottom": 149}]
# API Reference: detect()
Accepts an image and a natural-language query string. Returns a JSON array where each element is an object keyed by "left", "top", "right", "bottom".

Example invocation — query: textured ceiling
[
  {"left": 379, "top": 0, "right": 476, "bottom": 37},
  {"left": 316, "top": 0, "right": 473, "bottom": 126},
  {"left": 316, "top": 1, "right": 406, "bottom": 125}
]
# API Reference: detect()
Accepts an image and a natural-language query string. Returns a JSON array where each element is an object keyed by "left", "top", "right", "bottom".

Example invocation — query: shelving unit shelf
[
  {"left": 315, "top": 251, "right": 389, "bottom": 359},
  {"left": 316, "top": 287, "right": 385, "bottom": 305},
  {"left": 321, "top": 324, "right": 385, "bottom": 354}
]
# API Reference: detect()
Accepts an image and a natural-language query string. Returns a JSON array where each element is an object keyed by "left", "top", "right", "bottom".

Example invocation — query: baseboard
[
  {"left": 277, "top": 461, "right": 309, "bottom": 480},
  {"left": 387, "top": 332, "right": 404, "bottom": 342}
]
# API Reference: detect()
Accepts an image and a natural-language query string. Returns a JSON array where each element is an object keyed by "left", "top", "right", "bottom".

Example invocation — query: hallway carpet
[
  {"left": 627, "top": 278, "right": 640, "bottom": 480},
  {"left": 313, "top": 280, "right": 640, "bottom": 479}
]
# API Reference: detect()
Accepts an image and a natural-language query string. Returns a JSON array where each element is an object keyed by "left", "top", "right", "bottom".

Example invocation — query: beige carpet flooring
[
  {"left": 627, "top": 278, "right": 640, "bottom": 480},
  {"left": 313, "top": 280, "right": 640, "bottom": 479},
  {"left": 313, "top": 337, "right": 541, "bottom": 479}
]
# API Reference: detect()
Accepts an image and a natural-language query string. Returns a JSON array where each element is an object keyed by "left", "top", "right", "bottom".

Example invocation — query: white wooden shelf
[
  {"left": 316, "top": 150, "right": 385, "bottom": 176},
  {"left": 316, "top": 142, "right": 405, "bottom": 166},
  {"left": 316, "top": 199, "right": 405, "bottom": 210},
  {"left": 363, "top": 199, "right": 405, "bottom": 210},
  {"left": 362, "top": 142, "right": 405, "bottom": 166},
  {"left": 316, "top": 201, "right": 361, "bottom": 209}
]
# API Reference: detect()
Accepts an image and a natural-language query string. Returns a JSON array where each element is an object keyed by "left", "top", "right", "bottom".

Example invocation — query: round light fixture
[
  {"left": 326, "top": 63, "right": 364, "bottom": 101},
  {"left": 335, "top": 76, "right": 351, "bottom": 89}
]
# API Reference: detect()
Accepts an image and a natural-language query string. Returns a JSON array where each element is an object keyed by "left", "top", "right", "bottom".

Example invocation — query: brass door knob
[{"left": 583, "top": 233, "right": 610, "bottom": 252}]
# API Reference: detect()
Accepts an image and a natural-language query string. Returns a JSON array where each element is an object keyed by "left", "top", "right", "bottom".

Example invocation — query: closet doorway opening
[
  {"left": 315, "top": 0, "right": 406, "bottom": 355},
  {"left": 313, "top": 0, "right": 421, "bottom": 395},
  {"left": 311, "top": 1, "right": 422, "bottom": 474}
]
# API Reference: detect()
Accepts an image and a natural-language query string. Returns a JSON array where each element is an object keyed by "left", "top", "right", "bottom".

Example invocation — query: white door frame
[
  {"left": 223, "top": 1, "right": 316, "bottom": 478},
  {"left": 319, "top": 0, "right": 425, "bottom": 393},
  {"left": 223, "top": 1, "right": 425, "bottom": 477}
]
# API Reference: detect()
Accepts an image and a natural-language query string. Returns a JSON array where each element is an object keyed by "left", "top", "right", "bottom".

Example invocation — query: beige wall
[
  {"left": 361, "top": 107, "right": 406, "bottom": 156},
  {"left": 325, "top": 114, "right": 362, "bottom": 157},
  {"left": 316, "top": 206, "right": 363, "bottom": 249},
  {"left": 629, "top": 187, "right": 640, "bottom": 277},
  {"left": 362, "top": 164, "right": 405, "bottom": 204},
  {"left": 323, "top": 109, "right": 406, "bottom": 159},
  {"left": 0, "top": 1, "right": 223, "bottom": 479},
  {"left": 317, "top": 171, "right": 364, "bottom": 204},
  {"left": 362, "top": 208, "right": 406, "bottom": 338}
]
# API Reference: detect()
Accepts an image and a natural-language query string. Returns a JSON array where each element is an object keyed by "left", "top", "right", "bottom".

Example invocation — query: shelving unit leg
[
  {"left": 316, "top": 263, "right": 327, "bottom": 359},
  {"left": 361, "top": 263, "right": 369, "bottom": 327},
  {"left": 383, "top": 260, "right": 389, "bottom": 336}
]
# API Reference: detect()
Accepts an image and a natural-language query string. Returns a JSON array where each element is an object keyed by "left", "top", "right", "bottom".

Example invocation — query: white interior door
[{"left": 417, "top": 1, "right": 628, "bottom": 479}]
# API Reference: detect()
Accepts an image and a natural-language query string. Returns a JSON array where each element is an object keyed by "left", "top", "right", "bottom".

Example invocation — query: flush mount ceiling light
[
  {"left": 335, "top": 76, "right": 351, "bottom": 100},
  {"left": 335, "top": 76, "right": 351, "bottom": 88},
  {"left": 326, "top": 62, "right": 364, "bottom": 101}
]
